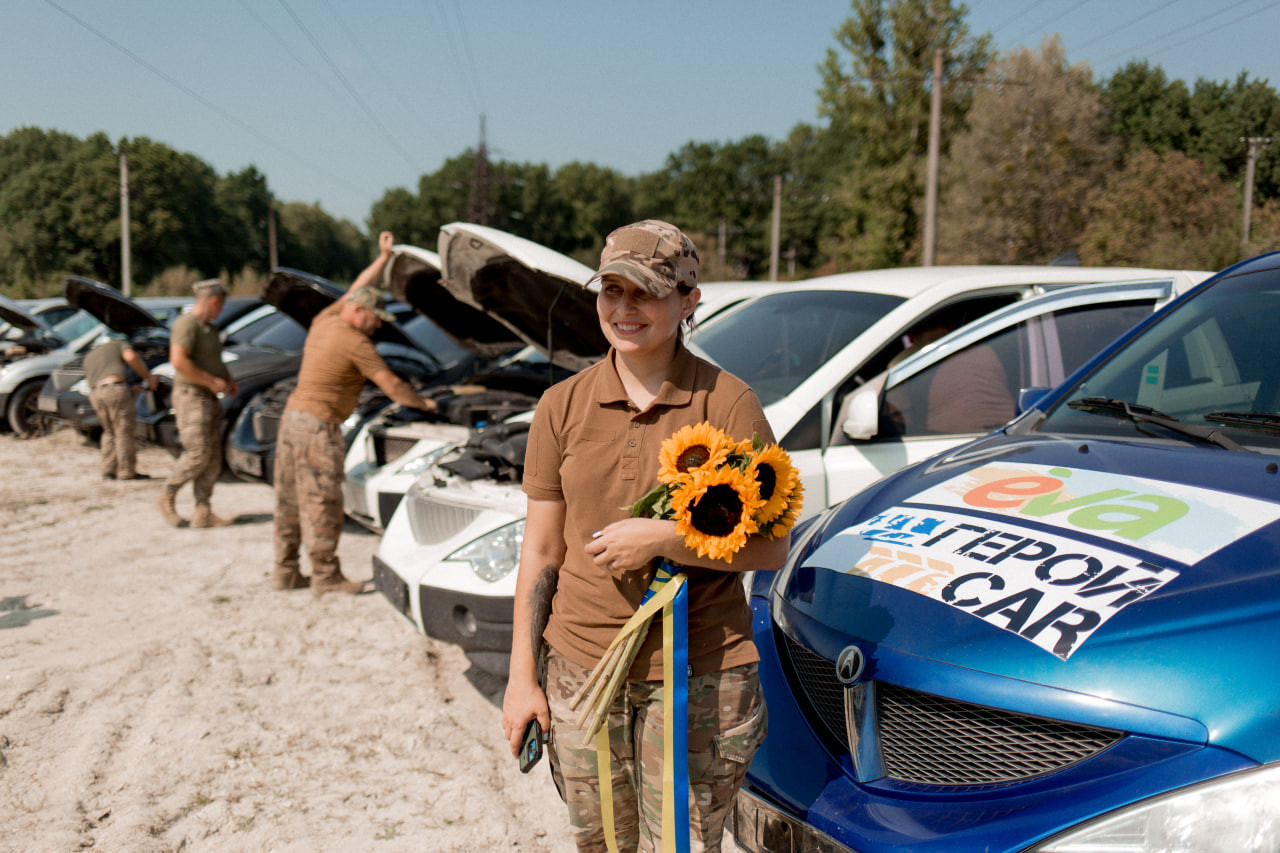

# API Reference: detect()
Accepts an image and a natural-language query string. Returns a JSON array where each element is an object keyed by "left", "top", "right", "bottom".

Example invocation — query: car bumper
[{"left": 731, "top": 787, "right": 853, "bottom": 853}]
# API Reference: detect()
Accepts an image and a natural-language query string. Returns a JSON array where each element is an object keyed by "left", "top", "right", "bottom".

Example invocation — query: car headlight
[
  {"left": 447, "top": 518, "right": 525, "bottom": 583},
  {"left": 395, "top": 444, "right": 454, "bottom": 478},
  {"left": 1031, "top": 762, "right": 1280, "bottom": 852}
]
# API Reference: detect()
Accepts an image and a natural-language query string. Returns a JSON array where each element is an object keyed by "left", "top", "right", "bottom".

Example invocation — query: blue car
[{"left": 735, "top": 252, "right": 1280, "bottom": 852}]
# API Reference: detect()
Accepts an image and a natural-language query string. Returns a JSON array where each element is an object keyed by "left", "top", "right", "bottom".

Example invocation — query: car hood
[
  {"left": 384, "top": 243, "right": 533, "bottom": 362},
  {"left": 780, "top": 432, "right": 1280, "bottom": 759},
  {"left": 63, "top": 276, "right": 164, "bottom": 336},
  {"left": 0, "top": 295, "right": 52, "bottom": 334},
  {"left": 434, "top": 222, "right": 606, "bottom": 372},
  {"left": 262, "top": 268, "right": 415, "bottom": 349}
]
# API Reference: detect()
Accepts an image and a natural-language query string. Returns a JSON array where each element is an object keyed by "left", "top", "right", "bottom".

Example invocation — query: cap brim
[{"left": 594, "top": 260, "right": 674, "bottom": 297}]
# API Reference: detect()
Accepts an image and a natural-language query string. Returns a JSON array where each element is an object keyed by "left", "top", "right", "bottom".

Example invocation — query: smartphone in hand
[{"left": 519, "top": 719, "right": 544, "bottom": 773}]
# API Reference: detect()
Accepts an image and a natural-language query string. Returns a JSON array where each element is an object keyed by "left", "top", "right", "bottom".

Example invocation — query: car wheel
[{"left": 7, "top": 380, "right": 51, "bottom": 437}]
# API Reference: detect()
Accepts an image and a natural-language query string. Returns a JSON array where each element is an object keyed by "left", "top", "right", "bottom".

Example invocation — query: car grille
[
  {"left": 407, "top": 492, "right": 482, "bottom": 545},
  {"left": 373, "top": 430, "right": 417, "bottom": 467},
  {"left": 777, "top": 629, "right": 1124, "bottom": 787}
]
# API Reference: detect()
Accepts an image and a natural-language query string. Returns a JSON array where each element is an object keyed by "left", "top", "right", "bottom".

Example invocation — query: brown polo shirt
[
  {"left": 524, "top": 344, "right": 774, "bottom": 681},
  {"left": 286, "top": 301, "right": 390, "bottom": 423}
]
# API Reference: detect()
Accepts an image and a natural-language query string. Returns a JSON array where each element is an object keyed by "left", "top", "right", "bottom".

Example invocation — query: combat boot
[
  {"left": 157, "top": 486, "right": 184, "bottom": 527},
  {"left": 191, "top": 505, "right": 234, "bottom": 528},
  {"left": 311, "top": 576, "right": 368, "bottom": 598},
  {"left": 272, "top": 569, "right": 311, "bottom": 590}
]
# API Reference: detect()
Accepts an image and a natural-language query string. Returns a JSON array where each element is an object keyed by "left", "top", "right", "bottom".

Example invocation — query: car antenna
[{"left": 545, "top": 280, "right": 568, "bottom": 388}]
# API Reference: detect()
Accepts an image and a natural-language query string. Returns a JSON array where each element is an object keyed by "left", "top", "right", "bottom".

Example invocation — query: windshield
[
  {"left": 691, "top": 289, "right": 904, "bottom": 406},
  {"left": 399, "top": 314, "right": 472, "bottom": 368},
  {"left": 52, "top": 310, "right": 100, "bottom": 343},
  {"left": 233, "top": 312, "right": 307, "bottom": 350},
  {"left": 1035, "top": 265, "right": 1280, "bottom": 452}
]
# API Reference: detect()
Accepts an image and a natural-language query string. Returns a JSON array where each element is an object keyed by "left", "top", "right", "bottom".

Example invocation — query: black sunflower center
[
  {"left": 676, "top": 444, "right": 711, "bottom": 473},
  {"left": 755, "top": 464, "right": 777, "bottom": 501},
  {"left": 689, "top": 484, "right": 743, "bottom": 537}
]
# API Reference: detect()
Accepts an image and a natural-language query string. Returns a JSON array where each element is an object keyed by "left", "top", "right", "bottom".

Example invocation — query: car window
[
  {"left": 51, "top": 310, "right": 99, "bottom": 342},
  {"left": 1039, "top": 272, "right": 1280, "bottom": 450},
  {"left": 882, "top": 299, "right": 1157, "bottom": 438},
  {"left": 692, "top": 290, "right": 904, "bottom": 406},
  {"left": 241, "top": 313, "right": 307, "bottom": 350},
  {"left": 398, "top": 314, "right": 472, "bottom": 368}
]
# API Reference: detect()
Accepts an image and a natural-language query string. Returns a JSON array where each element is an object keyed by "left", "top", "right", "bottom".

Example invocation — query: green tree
[
  {"left": 1099, "top": 61, "right": 1193, "bottom": 155},
  {"left": 276, "top": 202, "right": 367, "bottom": 282},
  {"left": 1079, "top": 149, "right": 1238, "bottom": 270},
  {"left": 818, "top": 0, "right": 992, "bottom": 269},
  {"left": 938, "top": 37, "right": 1111, "bottom": 264},
  {"left": 550, "top": 161, "right": 634, "bottom": 263}
]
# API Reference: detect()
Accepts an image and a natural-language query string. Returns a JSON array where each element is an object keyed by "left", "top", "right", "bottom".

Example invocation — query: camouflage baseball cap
[
  {"left": 345, "top": 287, "right": 394, "bottom": 322},
  {"left": 592, "top": 219, "right": 699, "bottom": 297}
]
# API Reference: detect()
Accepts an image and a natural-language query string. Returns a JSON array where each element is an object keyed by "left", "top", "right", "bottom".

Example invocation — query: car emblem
[{"left": 835, "top": 645, "right": 865, "bottom": 686}]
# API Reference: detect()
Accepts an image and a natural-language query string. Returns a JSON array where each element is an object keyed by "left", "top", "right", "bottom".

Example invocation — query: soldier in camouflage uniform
[
  {"left": 503, "top": 221, "right": 786, "bottom": 852},
  {"left": 159, "top": 279, "right": 238, "bottom": 528},
  {"left": 84, "top": 333, "right": 159, "bottom": 480},
  {"left": 272, "top": 231, "right": 436, "bottom": 596}
]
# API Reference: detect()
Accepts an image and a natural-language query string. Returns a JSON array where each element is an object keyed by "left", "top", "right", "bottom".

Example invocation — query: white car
[{"left": 373, "top": 264, "right": 1210, "bottom": 674}]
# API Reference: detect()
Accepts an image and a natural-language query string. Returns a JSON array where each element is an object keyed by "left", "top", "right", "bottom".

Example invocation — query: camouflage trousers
[
  {"left": 89, "top": 382, "right": 138, "bottom": 478},
  {"left": 273, "top": 408, "right": 346, "bottom": 583},
  {"left": 544, "top": 649, "right": 767, "bottom": 853},
  {"left": 166, "top": 384, "right": 223, "bottom": 505}
]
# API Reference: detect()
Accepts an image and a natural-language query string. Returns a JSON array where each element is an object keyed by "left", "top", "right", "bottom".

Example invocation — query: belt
[{"left": 94, "top": 376, "right": 125, "bottom": 388}]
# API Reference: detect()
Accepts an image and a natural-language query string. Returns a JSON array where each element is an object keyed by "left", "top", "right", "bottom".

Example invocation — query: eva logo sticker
[
  {"left": 803, "top": 508, "right": 1180, "bottom": 659},
  {"left": 906, "top": 463, "right": 1280, "bottom": 564}
]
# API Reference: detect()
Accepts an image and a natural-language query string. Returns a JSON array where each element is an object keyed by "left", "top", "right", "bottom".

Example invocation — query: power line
[
  {"left": 1007, "top": 0, "right": 1092, "bottom": 46},
  {"left": 275, "top": 0, "right": 421, "bottom": 170},
  {"left": 988, "top": 0, "right": 1052, "bottom": 36},
  {"left": 1073, "top": 0, "right": 1186, "bottom": 52},
  {"left": 1093, "top": 0, "right": 1271, "bottom": 66},
  {"left": 41, "top": 0, "right": 365, "bottom": 196}
]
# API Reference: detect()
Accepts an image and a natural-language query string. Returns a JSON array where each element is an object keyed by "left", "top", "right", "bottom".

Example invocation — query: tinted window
[
  {"left": 244, "top": 314, "right": 307, "bottom": 351},
  {"left": 692, "top": 290, "right": 904, "bottom": 406}
]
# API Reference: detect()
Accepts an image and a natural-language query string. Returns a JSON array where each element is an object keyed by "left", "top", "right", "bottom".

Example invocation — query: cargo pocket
[{"left": 713, "top": 698, "right": 768, "bottom": 765}]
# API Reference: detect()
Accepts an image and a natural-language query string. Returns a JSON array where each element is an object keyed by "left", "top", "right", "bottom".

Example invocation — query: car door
[{"left": 820, "top": 285, "right": 1171, "bottom": 505}]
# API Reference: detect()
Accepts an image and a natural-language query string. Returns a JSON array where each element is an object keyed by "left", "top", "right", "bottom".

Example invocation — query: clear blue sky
[{"left": 4, "top": 0, "right": 1278, "bottom": 227}]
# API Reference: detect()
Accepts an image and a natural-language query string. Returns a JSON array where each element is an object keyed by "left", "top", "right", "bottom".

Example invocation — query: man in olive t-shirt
[
  {"left": 272, "top": 231, "right": 437, "bottom": 595},
  {"left": 158, "top": 279, "right": 239, "bottom": 528},
  {"left": 84, "top": 335, "right": 159, "bottom": 480}
]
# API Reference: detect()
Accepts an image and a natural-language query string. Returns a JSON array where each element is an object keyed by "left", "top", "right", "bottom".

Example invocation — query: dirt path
[{"left": 0, "top": 427, "right": 575, "bottom": 852}]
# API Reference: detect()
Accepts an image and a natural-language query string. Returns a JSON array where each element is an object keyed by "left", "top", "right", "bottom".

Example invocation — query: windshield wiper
[
  {"left": 1203, "top": 411, "right": 1280, "bottom": 434},
  {"left": 1067, "top": 396, "right": 1247, "bottom": 452}
]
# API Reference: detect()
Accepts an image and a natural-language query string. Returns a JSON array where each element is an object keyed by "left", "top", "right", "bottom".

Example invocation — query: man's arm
[
  {"left": 369, "top": 367, "right": 437, "bottom": 413},
  {"left": 170, "top": 344, "right": 236, "bottom": 395},
  {"left": 121, "top": 347, "right": 158, "bottom": 391},
  {"left": 348, "top": 231, "right": 395, "bottom": 294}
]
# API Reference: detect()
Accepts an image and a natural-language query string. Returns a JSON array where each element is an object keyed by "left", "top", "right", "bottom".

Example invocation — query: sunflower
[
  {"left": 671, "top": 465, "right": 764, "bottom": 563},
  {"left": 747, "top": 444, "right": 804, "bottom": 537},
  {"left": 657, "top": 422, "right": 732, "bottom": 484}
]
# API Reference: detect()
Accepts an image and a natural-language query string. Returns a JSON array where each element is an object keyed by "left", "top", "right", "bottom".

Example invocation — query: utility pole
[
  {"left": 1240, "top": 136, "right": 1271, "bottom": 254},
  {"left": 267, "top": 198, "right": 279, "bottom": 271},
  {"left": 467, "top": 115, "right": 491, "bottom": 225},
  {"left": 922, "top": 48, "right": 943, "bottom": 267},
  {"left": 768, "top": 175, "right": 782, "bottom": 281},
  {"left": 120, "top": 142, "right": 132, "bottom": 296}
]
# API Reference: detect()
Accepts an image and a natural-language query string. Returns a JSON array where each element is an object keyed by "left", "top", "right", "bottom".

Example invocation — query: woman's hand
[
  {"left": 585, "top": 517, "right": 677, "bottom": 575},
  {"left": 502, "top": 676, "right": 550, "bottom": 757}
]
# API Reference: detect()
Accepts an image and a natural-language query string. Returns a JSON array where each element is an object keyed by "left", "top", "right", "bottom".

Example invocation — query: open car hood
[
  {"left": 63, "top": 276, "right": 164, "bottom": 336},
  {"left": 383, "top": 243, "right": 529, "bottom": 361},
  {"left": 436, "top": 223, "right": 606, "bottom": 372},
  {"left": 263, "top": 268, "right": 414, "bottom": 349},
  {"left": 0, "top": 295, "right": 52, "bottom": 334}
]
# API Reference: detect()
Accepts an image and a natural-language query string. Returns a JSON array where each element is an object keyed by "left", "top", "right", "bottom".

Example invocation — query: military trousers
[
  {"left": 544, "top": 649, "right": 767, "bottom": 853},
  {"left": 167, "top": 384, "right": 223, "bottom": 505},
  {"left": 273, "top": 408, "right": 346, "bottom": 582},
  {"left": 89, "top": 381, "right": 138, "bottom": 478}
]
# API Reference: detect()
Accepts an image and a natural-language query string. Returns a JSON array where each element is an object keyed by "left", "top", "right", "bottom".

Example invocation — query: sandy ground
[{"left": 0, "top": 427, "right": 579, "bottom": 852}]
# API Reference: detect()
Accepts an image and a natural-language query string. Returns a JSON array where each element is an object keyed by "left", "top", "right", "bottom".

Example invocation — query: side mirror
[
  {"left": 840, "top": 373, "right": 888, "bottom": 441},
  {"left": 1016, "top": 387, "right": 1052, "bottom": 415}
]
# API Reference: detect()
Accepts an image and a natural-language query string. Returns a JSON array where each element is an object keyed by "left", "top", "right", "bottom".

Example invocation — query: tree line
[{"left": 3, "top": 0, "right": 1279, "bottom": 298}]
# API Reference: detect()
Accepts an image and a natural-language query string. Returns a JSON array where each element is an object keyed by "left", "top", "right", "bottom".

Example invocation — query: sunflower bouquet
[
  {"left": 631, "top": 421, "right": 804, "bottom": 561},
  {"left": 571, "top": 422, "right": 803, "bottom": 736}
]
